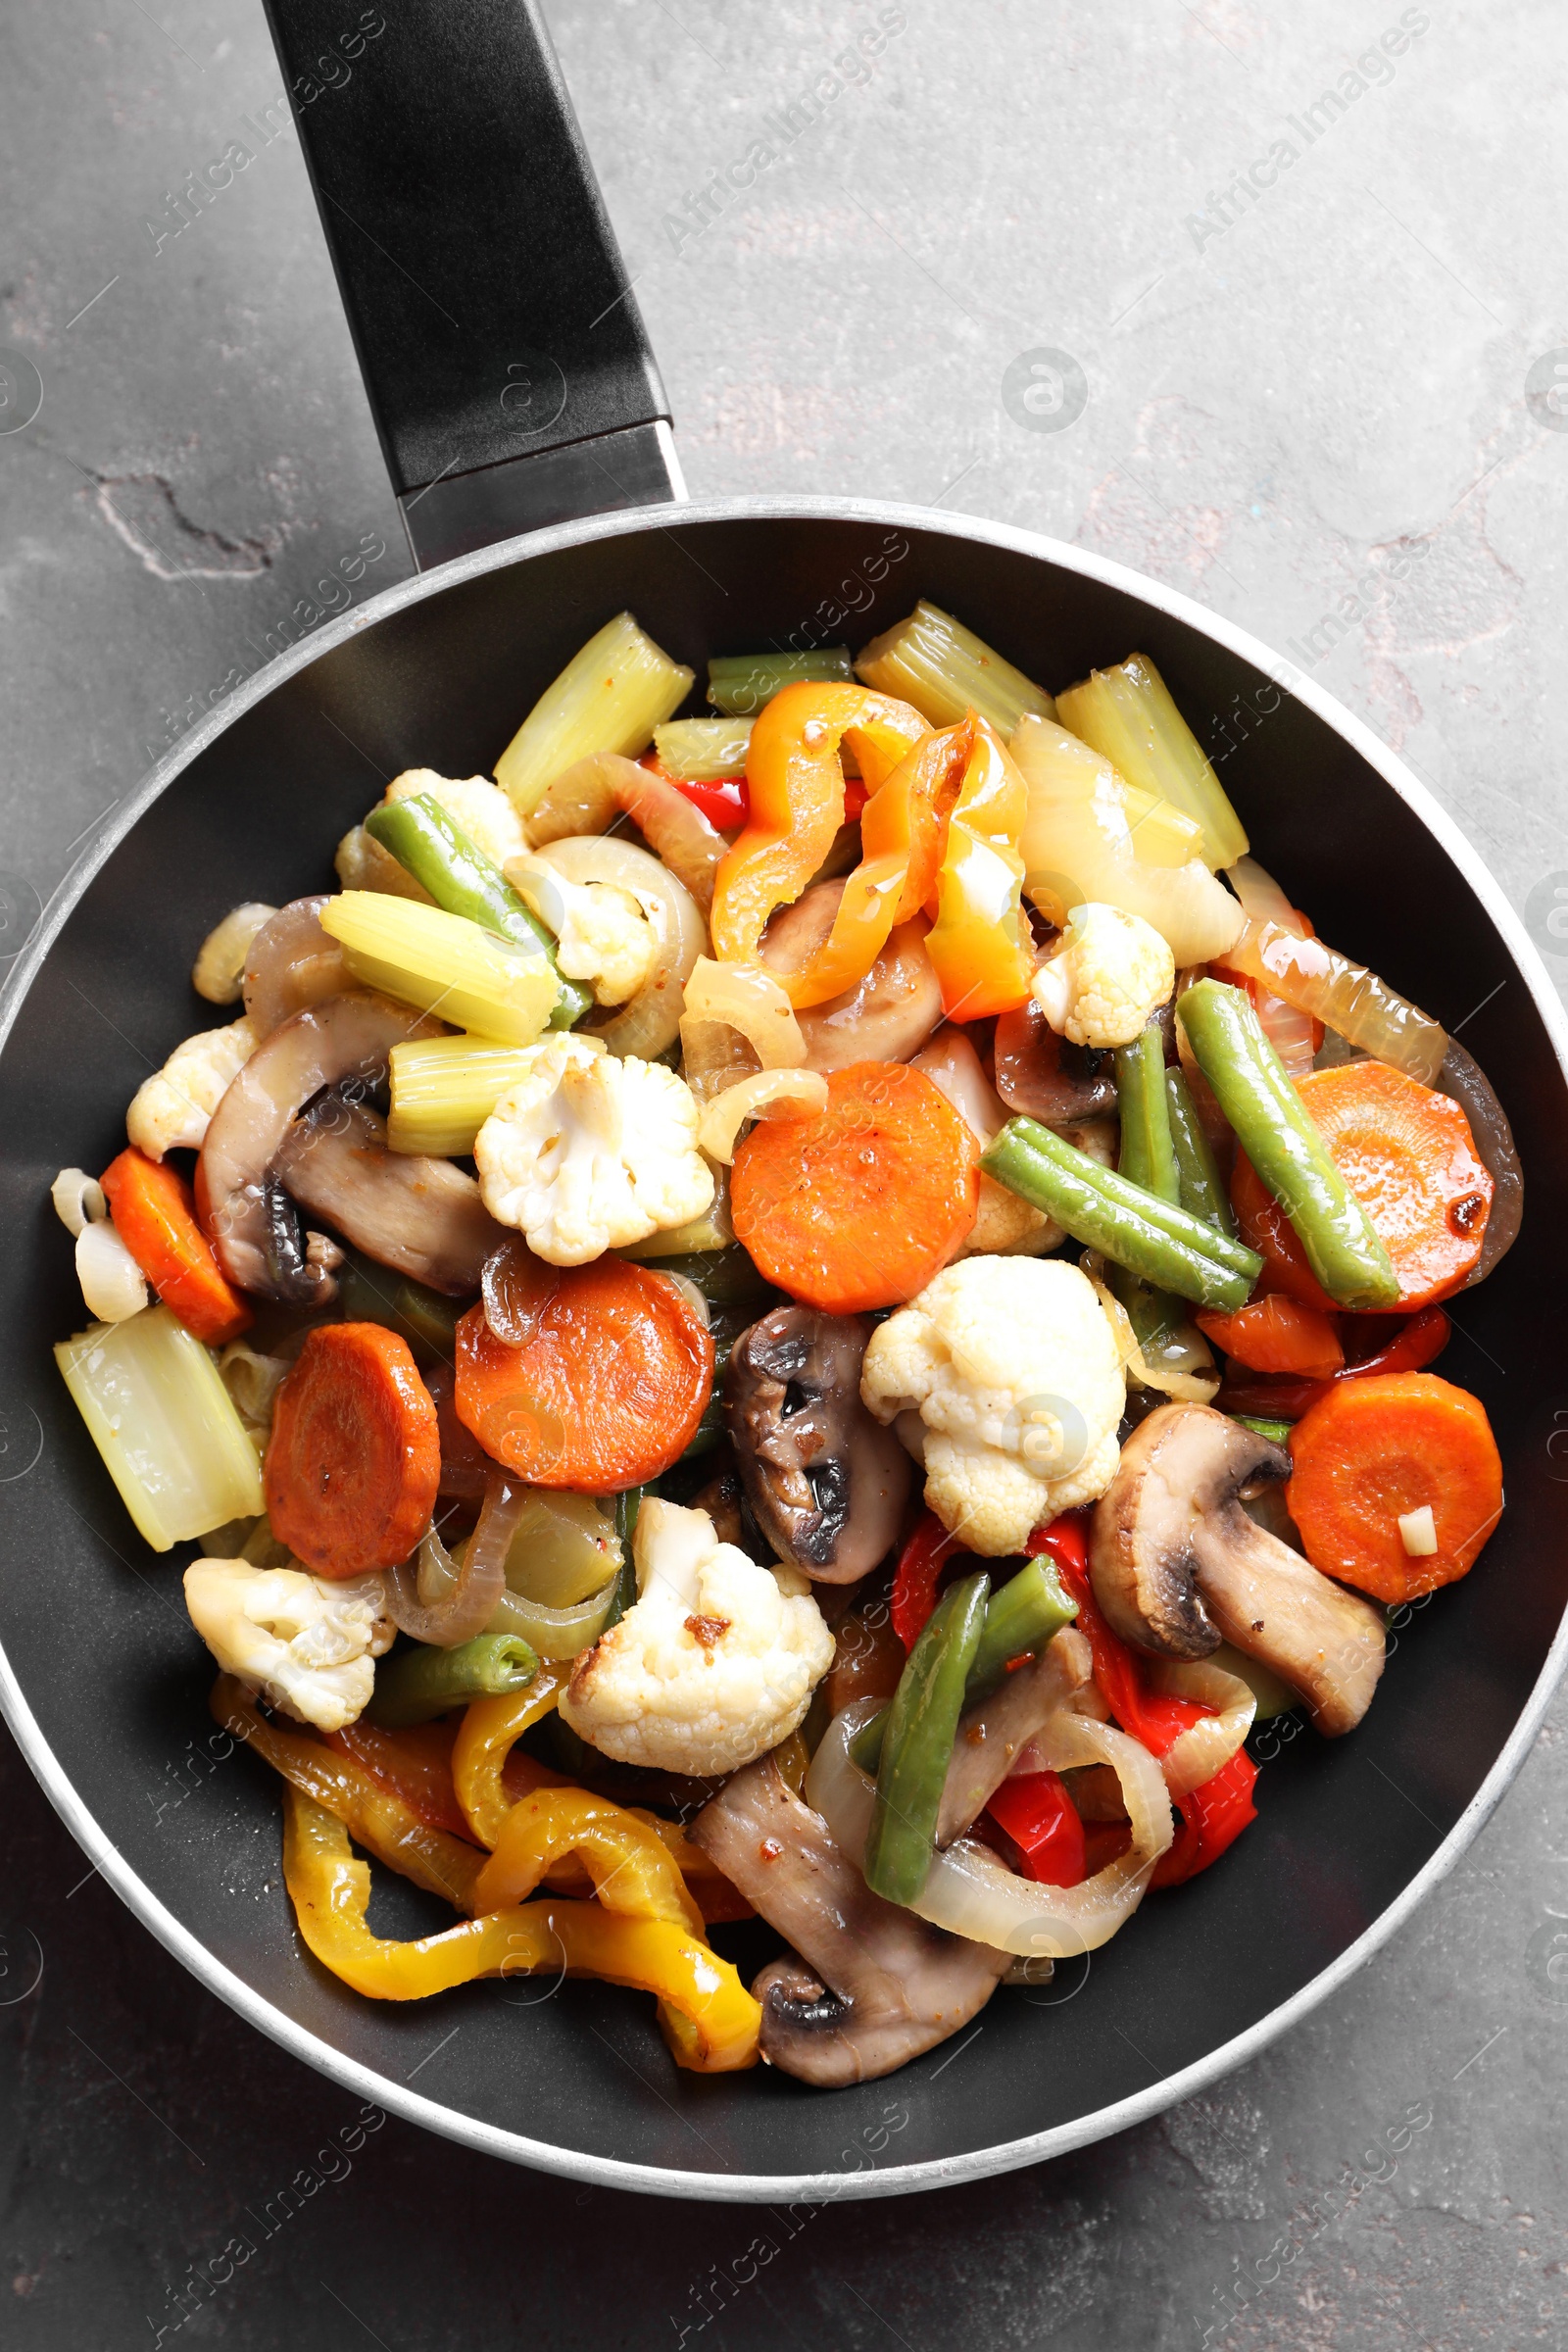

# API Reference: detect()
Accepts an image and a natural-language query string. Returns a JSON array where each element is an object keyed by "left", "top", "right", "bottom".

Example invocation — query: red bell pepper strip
[
  {"left": 983, "top": 1768, "right": 1086, "bottom": 1886},
  {"left": 671, "top": 774, "right": 749, "bottom": 828},
  {"left": 1152, "top": 1748, "right": 1258, "bottom": 1887},
  {"left": 892, "top": 1511, "right": 970, "bottom": 1650},
  {"left": 1216, "top": 1302, "right": 1450, "bottom": 1422}
]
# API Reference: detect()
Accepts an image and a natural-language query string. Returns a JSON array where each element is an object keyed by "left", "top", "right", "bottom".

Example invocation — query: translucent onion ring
[
  {"left": 520, "top": 751, "right": 727, "bottom": 913},
  {"left": 1081, "top": 1251, "right": 1219, "bottom": 1404},
  {"left": 415, "top": 1476, "right": 620, "bottom": 1659},
  {"left": 1148, "top": 1658, "right": 1256, "bottom": 1797},
  {"left": 1221, "top": 917, "right": 1447, "bottom": 1087},
  {"left": 679, "top": 956, "right": 808, "bottom": 1104},
  {"left": 518, "top": 835, "right": 707, "bottom": 1060},
  {"left": 386, "top": 1500, "right": 507, "bottom": 1648},
  {"left": 697, "top": 1067, "right": 828, "bottom": 1165}
]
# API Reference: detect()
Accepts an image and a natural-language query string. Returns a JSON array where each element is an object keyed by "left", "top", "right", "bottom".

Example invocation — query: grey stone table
[{"left": 3, "top": 2, "right": 1566, "bottom": 2344}]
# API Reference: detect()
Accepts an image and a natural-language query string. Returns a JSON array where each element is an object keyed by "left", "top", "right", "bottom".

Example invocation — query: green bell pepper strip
[
  {"left": 1114, "top": 1021, "right": 1180, "bottom": 1204},
  {"left": 367, "top": 1634, "right": 539, "bottom": 1727},
  {"left": 982, "top": 1120, "right": 1259, "bottom": 1312},
  {"left": 1164, "top": 1065, "right": 1239, "bottom": 1240},
  {"left": 364, "top": 792, "right": 591, "bottom": 1029},
  {"left": 863, "top": 1569, "right": 991, "bottom": 1904},
  {"left": 1178, "top": 978, "right": 1399, "bottom": 1310}
]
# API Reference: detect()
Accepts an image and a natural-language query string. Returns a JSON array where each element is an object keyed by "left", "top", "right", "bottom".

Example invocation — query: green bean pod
[
  {"left": 365, "top": 793, "right": 591, "bottom": 1029},
  {"left": 966, "top": 1557, "right": 1078, "bottom": 1698},
  {"left": 982, "top": 1121, "right": 1258, "bottom": 1312},
  {"left": 602, "top": 1490, "right": 644, "bottom": 1631},
  {"left": 1115, "top": 1021, "right": 1180, "bottom": 1204},
  {"left": 368, "top": 1634, "right": 539, "bottom": 1727},
  {"left": 863, "top": 1570, "right": 990, "bottom": 1904},
  {"left": 1178, "top": 978, "right": 1398, "bottom": 1309},
  {"left": 1164, "top": 1066, "right": 1239, "bottom": 1239}
]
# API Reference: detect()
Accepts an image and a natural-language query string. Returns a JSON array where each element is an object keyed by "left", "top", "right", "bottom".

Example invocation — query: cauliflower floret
[
  {"left": 384, "top": 767, "right": 529, "bottom": 870},
  {"left": 861, "top": 1255, "right": 1125, "bottom": 1556},
  {"left": 475, "top": 1035, "right": 713, "bottom": 1265},
  {"left": 561, "top": 1498, "right": 834, "bottom": 1776},
  {"left": 959, "top": 1174, "right": 1061, "bottom": 1258},
  {"left": 126, "top": 1015, "right": 258, "bottom": 1160},
  {"left": 183, "top": 1557, "right": 393, "bottom": 1733},
  {"left": 509, "top": 858, "right": 657, "bottom": 1006},
  {"left": 1032, "top": 902, "right": 1175, "bottom": 1050}
]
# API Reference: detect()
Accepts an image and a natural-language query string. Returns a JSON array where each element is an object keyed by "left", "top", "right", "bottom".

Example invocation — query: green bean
[
  {"left": 982, "top": 1121, "right": 1258, "bottom": 1312},
  {"left": 706, "top": 648, "right": 852, "bottom": 715},
  {"left": 365, "top": 793, "right": 591, "bottom": 1029},
  {"left": 863, "top": 1570, "right": 990, "bottom": 1904},
  {"left": 1115, "top": 1021, "right": 1179, "bottom": 1203},
  {"left": 367, "top": 1634, "right": 538, "bottom": 1727},
  {"left": 966, "top": 1557, "right": 1077, "bottom": 1698},
  {"left": 1178, "top": 978, "right": 1398, "bottom": 1310},
  {"left": 1165, "top": 1065, "right": 1239, "bottom": 1239}
]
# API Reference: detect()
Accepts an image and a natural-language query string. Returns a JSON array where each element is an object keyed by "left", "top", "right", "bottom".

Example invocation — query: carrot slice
[
  {"left": 454, "top": 1250, "right": 713, "bottom": 1489},
  {"left": 266, "top": 1323, "right": 441, "bottom": 1578},
  {"left": 1196, "top": 1294, "right": 1345, "bottom": 1379},
  {"left": 1285, "top": 1371, "right": 1503, "bottom": 1603},
  {"left": 99, "top": 1147, "right": 252, "bottom": 1346},
  {"left": 1231, "top": 1060, "right": 1493, "bottom": 1312},
  {"left": 730, "top": 1059, "right": 980, "bottom": 1314}
]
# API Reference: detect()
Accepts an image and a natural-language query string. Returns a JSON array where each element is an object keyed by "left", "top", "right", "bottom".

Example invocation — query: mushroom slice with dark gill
[
  {"left": 993, "top": 995, "right": 1118, "bottom": 1124},
  {"left": 725, "top": 1304, "right": 910, "bottom": 1581},
  {"left": 1091, "top": 1402, "right": 1385, "bottom": 1736},
  {"left": 692, "top": 1758, "right": 1010, "bottom": 2085},
  {"left": 277, "top": 1092, "right": 509, "bottom": 1296},
  {"left": 198, "top": 991, "right": 443, "bottom": 1305},
  {"left": 935, "top": 1627, "right": 1093, "bottom": 1846}
]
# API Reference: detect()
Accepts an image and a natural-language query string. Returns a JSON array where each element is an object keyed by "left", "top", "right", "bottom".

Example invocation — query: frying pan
[{"left": 2, "top": 0, "right": 1564, "bottom": 2203}]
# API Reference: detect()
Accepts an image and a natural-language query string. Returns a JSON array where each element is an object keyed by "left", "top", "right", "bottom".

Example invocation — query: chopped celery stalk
[
  {"left": 387, "top": 1034, "right": 547, "bottom": 1156},
  {"left": 855, "top": 599, "right": 1055, "bottom": 734},
  {"left": 320, "top": 892, "right": 560, "bottom": 1047},
  {"left": 55, "top": 1304, "right": 263, "bottom": 1551},
  {"left": 1121, "top": 782, "right": 1207, "bottom": 868},
  {"left": 1054, "top": 654, "right": 1249, "bottom": 870},
  {"left": 493, "top": 612, "right": 694, "bottom": 816},
  {"left": 706, "top": 648, "right": 852, "bottom": 715},
  {"left": 653, "top": 717, "right": 753, "bottom": 780}
]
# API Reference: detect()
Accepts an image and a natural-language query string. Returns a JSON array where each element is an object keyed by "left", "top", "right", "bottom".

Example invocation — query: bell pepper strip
[
  {"left": 892, "top": 718, "right": 973, "bottom": 919},
  {"left": 892, "top": 1512, "right": 969, "bottom": 1649},
  {"left": 1028, "top": 1524, "right": 1211, "bottom": 1759},
  {"left": 642, "top": 758, "right": 749, "bottom": 831},
  {"left": 923, "top": 720, "right": 1036, "bottom": 1020},
  {"left": 710, "top": 680, "right": 929, "bottom": 967},
  {"left": 1215, "top": 1303, "right": 1450, "bottom": 1423},
  {"left": 776, "top": 741, "right": 932, "bottom": 1009},
  {"left": 1151, "top": 1749, "right": 1258, "bottom": 1887},
  {"left": 323, "top": 1717, "right": 474, "bottom": 1842},
  {"left": 451, "top": 1671, "right": 569, "bottom": 1848},
  {"left": 982, "top": 1768, "right": 1087, "bottom": 1886},
  {"left": 473, "top": 1787, "right": 705, "bottom": 1937},
  {"left": 212, "top": 1677, "right": 485, "bottom": 1912},
  {"left": 99, "top": 1149, "right": 252, "bottom": 1346},
  {"left": 1196, "top": 1295, "right": 1346, "bottom": 1380},
  {"left": 864, "top": 1569, "right": 991, "bottom": 1904},
  {"left": 280, "top": 1786, "right": 761, "bottom": 2070}
]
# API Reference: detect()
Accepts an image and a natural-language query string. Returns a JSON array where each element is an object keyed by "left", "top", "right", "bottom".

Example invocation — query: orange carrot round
[
  {"left": 454, "top": 1250, "right": 713, "bottom": 1489},
  {"left": 1231, "top": 1060, "right": 1493, "bottom": 1312},
  {"left": 731, "top": 1059, "right": 980, "bottom": 1314},
  {"left": 266, "top": 1323, "right": 441, "bottom": 1578},
  {"left": 1196, "top": 1293, "right": 1345, "bottom": 1379},
  {"left": 100, "top": 1147, "right": 252, "bottom": 1346},
  {"left": 1285, "top": 1371, "right": 1503, "bottom": 1603}
]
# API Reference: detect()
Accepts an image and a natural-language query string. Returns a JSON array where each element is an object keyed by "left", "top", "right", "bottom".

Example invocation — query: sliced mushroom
[
  {"left": 276, "top": 1093, "right": 509, "bottom": 1296},
  {"left": 1091, "top": 1402, "right": 1385, "bottom": 1736},
  {"left": 692, "top": 1756, "right": 1011, "bottom": 2085},
  {"left": 935, "top": 1627, "right": 1093, "bottom": 1846},
  {"left": 761, "top": 880, "right": 944, "bottom": 1071},
  {"left": 725, "top": 1305, "right": 909, "bottom": 1582},
  {"left": 994, "top": 996, "right": 1117, "bottom": 1123},
  {"left": 198, "top": 991, "right": 443, "bottom": 1305},
  {"left": 242, "top": 897, "right": 354, "bottom": 1037}
]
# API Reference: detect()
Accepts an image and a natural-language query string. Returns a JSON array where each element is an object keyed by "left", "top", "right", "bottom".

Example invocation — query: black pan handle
[{"left": 261, "top": 0, "right": 683, "bottom": 568}]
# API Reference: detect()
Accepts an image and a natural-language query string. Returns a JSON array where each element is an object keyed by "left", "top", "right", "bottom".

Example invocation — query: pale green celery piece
[
  {"left": 654, "top": 717, "right": 754, "bottom": 779},
  {"left": 855, "top": 599, "right": 1056, "bottom": 734},
  {"left": 706, "top": 649, "right": 852, "bottom": 715},
  {"left": 55, "top": 1304, "right": 263, "bottom": 1552},
  {"left": 1054, "top": 653, "right": 1249, "bottom": 870},
  {"left": 493, "top": 612, "right": 694, "bottom": 816}
]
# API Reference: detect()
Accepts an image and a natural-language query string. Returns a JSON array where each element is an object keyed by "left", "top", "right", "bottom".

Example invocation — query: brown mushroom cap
[
  {"left": 1091, "top": 1402, "right": 1386, "bottom": 1738},
  {"left": 278, "top": 1092, "right": 508, "bottom": 1296},
  {"left": 762, "top": 880, "right": 943, "bottom": 1072}
]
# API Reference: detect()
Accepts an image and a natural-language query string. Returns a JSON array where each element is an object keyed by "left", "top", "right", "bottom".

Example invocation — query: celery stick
[
  {"left": 654, "top": 717, "right": 753, "bottom": 780},
  {"left": 387, "top": 1035, "right": 544, "bottom": 1156},
  {"left": 56, "top": 1304, "right": 264, "bottom": 1551},
  {"left": 1055, "top": 654, "right": 1249, "bottom": 870},
  {"left": 320, "top": 892, "right": 560, "bottom": 1047},
  {"left": 1121, "top": 782, "right": 1206, "bottom": 868},
  {"left": 855, "top": 600, "right": 1055, "bottom": 734},
  {"left": 706, "top": 648, "right": 852, "bottom": 715},
  {"left": 493, "top": 612, "right": 694, "bottom": 816}
]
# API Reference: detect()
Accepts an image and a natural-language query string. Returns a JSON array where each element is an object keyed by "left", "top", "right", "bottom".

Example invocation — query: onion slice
[
  {"left": 680, "top": 955, "right": 808, "bottom": 1105},
  {"left": 807, "top": 1700, "right": 1173, "bottom": 1960},
  {"left": 1148, "top": 1658, "right": 1256, "bottom": 1796},
  {"left": 385, "top": 1481, "right": 511, "bottom": 1646},
  {"left": 520, "top": 751, "right": 727, "bottom": 913},
  {"left": 517, "top": 835, "right": 706, "bottom": 1060},
  {"left": 1082, "top": 1251, "right": 1219, "bottom": 1404},
  {"left": 1220, "top": 917, "right": 1446, "bottom": 1086},
  {"left": 697, "top": 1067, "right": 828, "bottom": 1164}
]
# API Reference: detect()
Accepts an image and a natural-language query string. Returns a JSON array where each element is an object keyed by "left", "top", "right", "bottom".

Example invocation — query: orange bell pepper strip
[
  {"left": 923, "top": 717, "right": 1036, "bottom": 1020},
  {"left": 709, "top": 680, "right": 928, "bottom": 969}
]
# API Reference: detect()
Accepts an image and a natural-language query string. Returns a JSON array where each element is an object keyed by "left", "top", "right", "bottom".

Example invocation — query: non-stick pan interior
[{"left": 2, "top": 509, "right": 1562, "bottom": 2190}]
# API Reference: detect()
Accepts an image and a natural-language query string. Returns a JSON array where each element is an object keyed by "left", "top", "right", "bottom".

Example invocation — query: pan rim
[{"left": 4, "top": 492, "right": 1565, "bottom": 2201}]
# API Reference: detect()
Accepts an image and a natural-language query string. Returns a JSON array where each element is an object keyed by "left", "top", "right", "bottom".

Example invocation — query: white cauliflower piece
[
  {"left": 384, "top": 767, "right": 529, "bottom": 870},
  {"left": 860, "top": 1255, "right": 1125, "bottom": 1556},
  {"left": 474, "top": 1035, "right": 713, "bottom": 1266},
  {"left": 1031, "top": 902, "right": 1175, "bottom": 1050},
  {"left": 126, "top": 1015, "right": 258, "bottom": 1160},
  {"left": 509, "top": 858, "right": 656, "bottom": 1006},
  {"left": 561, "top": 1498, "right": 834, "bottom": 1776},
  {"left": 183, "top": 1557, "right": 394, "bottom": 1733}
]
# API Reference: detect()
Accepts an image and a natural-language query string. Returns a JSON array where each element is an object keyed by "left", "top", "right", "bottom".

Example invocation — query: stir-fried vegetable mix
[{"left": 52, "top": 598, "right": 1521, "bottom": 2084}]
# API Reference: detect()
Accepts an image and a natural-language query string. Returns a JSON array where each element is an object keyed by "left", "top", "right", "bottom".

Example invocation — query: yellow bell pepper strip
[
  {"left": 710, "top": 681, "right": 929, "bottom": 968},
  {"left": 895, "top": 718, "right": 975, "bottom": 922},
  {"left": 473, "top": 1786, "right": 705, "bottom": 1936},
  {"left": 211, "top": 1677, "right": 484, "bottom": 1913},
  {"left": 281, "top": 1788, "right": 760, "bottom": 2068},
  {"left": 924, "top": 717, "right": 1036, "bottom": 1020},
  {"left": 451, "top": 1669, "right": 568, "bottom": 1847}
]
